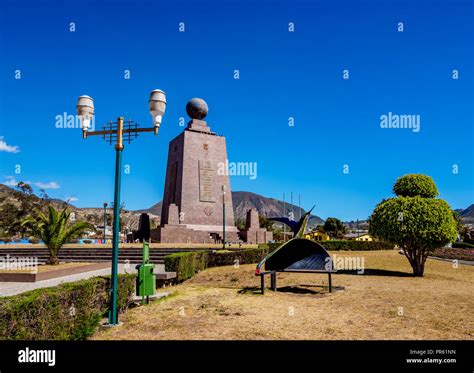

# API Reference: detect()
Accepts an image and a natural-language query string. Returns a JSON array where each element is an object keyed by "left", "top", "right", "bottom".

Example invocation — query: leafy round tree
[
  {"left": 369, "top": 174, "right": 457, "bottom": 276},
  {"left": 323, "top": 217, "right": 346, "bottom": 238},
  {"left": 393, "top": 173, "right": 438, "bottom": 198}
]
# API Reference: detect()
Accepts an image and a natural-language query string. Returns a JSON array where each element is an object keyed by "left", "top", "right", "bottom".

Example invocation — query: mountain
[
  {"left": 135, "top": 201, "right": 162, "bottom": 216},
  {"left": 459, "top": 204, "right": 474, "bottom": 224},
  {"left": 0, "top": 184, "right": 158, "bottom": 232},
  {"left": 231, "top": 191, "right": 324, "bottom": 224}
]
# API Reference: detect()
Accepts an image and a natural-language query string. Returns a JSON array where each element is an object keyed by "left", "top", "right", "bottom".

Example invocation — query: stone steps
[{"left": 0, "top": 246, "right": 241, "bottom": 265}]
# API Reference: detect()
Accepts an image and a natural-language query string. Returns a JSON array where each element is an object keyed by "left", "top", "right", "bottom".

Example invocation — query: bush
[
  {"left": 432, "top": 247, "right": 474, "bottom": 262},
  {"left": 165, "top": 247, "right": 270, "bottom": 283},
  {"left": 0, "top": 237, "right": 12, "bottom": 243},
  {"left": 393, "top": 174, "right": 439, "bottom": 198},
  {"left": 0, "top": 274, "right": 135, "bottom": 340},
  {"left": 452, "top": 242, "right": 474, "bottom": 249},
  {"left": 322, "top": 240, "right": 394, "bottom": 251},
  {"left": 207, "top": 247, "right": 270, "bottom": 267},
  {"left": 258, "top": 242, "right": 280, "bottom": 252},
  {"left": 164, "top": 251, "right": 209, "bottom": 282}
]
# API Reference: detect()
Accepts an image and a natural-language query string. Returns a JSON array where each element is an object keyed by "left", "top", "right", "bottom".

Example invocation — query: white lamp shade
[
  {"left": 149, "top": 89, "right": 166, "bottom": 126},
  {"left": 76, "top": 95, "right": 94, "bottom": 130}
]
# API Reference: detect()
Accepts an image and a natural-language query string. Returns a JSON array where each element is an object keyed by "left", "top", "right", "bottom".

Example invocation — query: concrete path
[{"left": 0, "top": 263, "right": 165, "bottom": 297}]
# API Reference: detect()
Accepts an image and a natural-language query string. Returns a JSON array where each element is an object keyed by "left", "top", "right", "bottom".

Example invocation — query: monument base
[
  {"left": 240, "top": 229, "right": 273, "bottom": 244},
  {"left": 151, "top": 225, "right": 240, "bottom": 244}
]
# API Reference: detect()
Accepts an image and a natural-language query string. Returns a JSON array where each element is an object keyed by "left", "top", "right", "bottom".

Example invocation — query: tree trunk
[
  {"left": 411, "top": 258, "right": 425, "bottom": 276},
  {"left": 404, "top": 245, "right": 425, "bottom": 276},
  {"left": 48, "top": 253, "right": 60, "bottom": 265}
]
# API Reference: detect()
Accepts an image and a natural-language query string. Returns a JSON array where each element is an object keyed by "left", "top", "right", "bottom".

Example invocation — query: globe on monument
[{"left": 186, "top": 98, "right": 208, "bottom": 120}]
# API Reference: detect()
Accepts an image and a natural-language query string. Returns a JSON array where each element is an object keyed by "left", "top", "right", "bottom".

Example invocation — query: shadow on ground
[
  {"left": 238, "top": 284, "right": 345, "bottom": 295},
  {"left": 336, "top": 269, "right": 413, "bottom": 277}
]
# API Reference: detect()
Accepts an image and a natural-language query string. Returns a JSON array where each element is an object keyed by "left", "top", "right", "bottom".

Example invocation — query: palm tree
[{"left": 21, "top": 205, "right": 95, "bottom": 265}]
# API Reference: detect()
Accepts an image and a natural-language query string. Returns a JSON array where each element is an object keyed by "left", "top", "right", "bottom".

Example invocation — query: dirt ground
[{"left": 93, "top": 250, "right": 474, "bottom": 340}]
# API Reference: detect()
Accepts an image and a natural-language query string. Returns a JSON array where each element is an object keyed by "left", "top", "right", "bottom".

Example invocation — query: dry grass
[{"left": 93, "top": 251, "right": 474, "bottom": 340}]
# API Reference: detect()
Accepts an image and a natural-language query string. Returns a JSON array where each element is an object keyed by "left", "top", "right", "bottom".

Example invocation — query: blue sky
[{"left": 0, "top": 0, "right": 472, "bottom": 221}]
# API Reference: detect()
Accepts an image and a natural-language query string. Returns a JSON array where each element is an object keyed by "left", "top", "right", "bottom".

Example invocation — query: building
[
  {"left": 343, "top": 233, "right": 373, "bottom": 241},
  {"left": 305, "top": 230, "right": 330, "bottom": 241}
]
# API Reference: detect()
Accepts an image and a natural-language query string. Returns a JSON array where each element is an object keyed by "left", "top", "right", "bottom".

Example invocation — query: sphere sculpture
[{"left": 186, "top": 98, "right": 208, "bottom": 120}]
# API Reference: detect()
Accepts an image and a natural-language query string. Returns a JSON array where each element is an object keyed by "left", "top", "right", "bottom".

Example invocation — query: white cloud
[
  {"left": 2, "top": 176, "right": 31, "bottom": 188},
  {"left": 34, "top": 181, "right": 60, "bottom": 189},
  {"left": 3, "top": 176, "right": 18, "bottom": 187},
  {"left": 66, "top": 196, "right": 78, "bottom": 202},
  {"left": 0, "top": 137, "right": 20, "bottom": 153}
]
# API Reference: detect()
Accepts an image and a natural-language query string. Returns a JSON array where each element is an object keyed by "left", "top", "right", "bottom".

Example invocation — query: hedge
[
  {"left": 318, "top": 240, "right": 394, "bottom": 251},
  {"left": 0, "top": 274, "right": 136, "bottom": 340},
  {"left": 165, "top": 247, "right": 270, "bottom": 283},
  {"left": 432, "top": 247, "right": 474, "bottom": 262},
  {"left": 452, "top": 242, "right": 474, "bottom": 249},
  {"left": 261, "top": 240, "right": 394, "bottom": 251},
  {"left": 164, "top": 251, "right": 209, "bottom": 282},
  {"left": 207, "top": 247, "right": 270, "bottom": 267}
]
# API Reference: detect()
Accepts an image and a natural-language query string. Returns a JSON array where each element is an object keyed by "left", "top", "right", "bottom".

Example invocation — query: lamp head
[
  {"left": 76, "top": 95, "right": 94, "bottom": 132},
  {"left": 149, "top": 89, "right": 166, "bottom": 133}
]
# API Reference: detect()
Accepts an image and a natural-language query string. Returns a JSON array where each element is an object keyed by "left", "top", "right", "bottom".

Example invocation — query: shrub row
[
  {"left": 452, "top": 242, "right": 474, "bottom": 249},
  {"left": 164, "top": 247, "right": 270, "bottom": 283},
  {"left": 432, "top": 247, "right": 474, "bottom": 262},
  {"left": 0, "top": 274, "right": 136, "bottom": 340},
  {"left": 207, "top": 247, "right": 270, "bottom": 267},
  {"left": 322, "top": 240, "right": 395, "bottom": 251},
  {"left": 163, "top": 251, "right": 209, "bottom": 282}
]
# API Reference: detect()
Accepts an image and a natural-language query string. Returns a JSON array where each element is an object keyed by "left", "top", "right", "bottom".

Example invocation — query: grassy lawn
[{"left": 93, "top": 250, "right": 474, "bottom": 340}]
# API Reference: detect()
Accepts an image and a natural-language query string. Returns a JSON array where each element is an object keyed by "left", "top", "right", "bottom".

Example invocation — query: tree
[
  {"left": 259, "top": 215, "right": 274, "bottom": 231},
  {"left": 234, "top": 218, "right": 246, "bottom": 230},
  {"left": 323, "top": 217, "right": 346, "bottom": 238},
  {"left": 21, "top": 205, "right": 95, "bottom": 265},
  {"left": 452, "top": 210, "right": 466, "bottom": 240},
  {"left": 369, "top": 174, "right": 457, "bottom": 276}
]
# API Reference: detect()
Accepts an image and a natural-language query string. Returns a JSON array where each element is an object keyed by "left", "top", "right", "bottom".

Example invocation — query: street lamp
[
  {"left": 103, "top": 202, "right": 108, "bottom": 243},
  {"left": 222, "top": 184, "right": 226, "bottom": 249},
  {"left": 76, "top": 89, "right": 166, "bottom": 326}
]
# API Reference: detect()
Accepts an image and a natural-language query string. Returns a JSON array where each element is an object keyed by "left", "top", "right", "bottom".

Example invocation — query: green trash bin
[{"left": 136, "top": 242, "right": 156, "bottom": 302}]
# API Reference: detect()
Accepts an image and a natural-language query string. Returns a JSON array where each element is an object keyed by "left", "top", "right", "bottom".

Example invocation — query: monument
[
  {"left": 241, "top": 209, "right": 273, "bottom": 244},
  {"left": 151, "top": 98, "right": 240, "bottom": 243}
]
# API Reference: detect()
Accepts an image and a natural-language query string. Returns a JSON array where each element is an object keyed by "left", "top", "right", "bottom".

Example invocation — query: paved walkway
[{"left": 0, "top": 263, "right": 165, "bottom": 297}]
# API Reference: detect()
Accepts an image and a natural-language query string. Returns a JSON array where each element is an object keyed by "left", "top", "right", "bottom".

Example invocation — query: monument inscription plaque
[{"left": 199, "top": 160, "right": 216, "bottom": 202}]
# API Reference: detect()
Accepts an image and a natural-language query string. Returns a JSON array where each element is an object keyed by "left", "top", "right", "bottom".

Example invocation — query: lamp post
[
  {"left": 76, "top": 89, "right": 166, "bottom": 326},
  {"left": 103, "top": 202, "right": 108, "bottom": 243},
  {"left": 222, "top": 185, "right": 226, "bottom": 249}
]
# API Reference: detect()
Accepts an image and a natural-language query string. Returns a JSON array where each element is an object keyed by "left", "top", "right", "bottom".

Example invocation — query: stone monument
[
  {"left": 151, "top": 98, "right": 240, "bottom": 243},
  {"left": 240, "top": 209, "right": 273, "bottom": 244}
]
